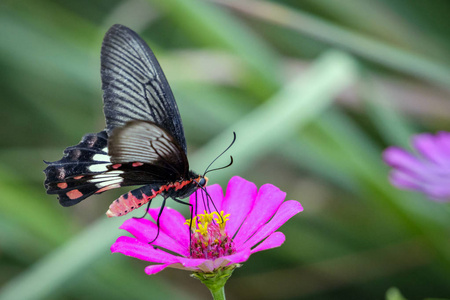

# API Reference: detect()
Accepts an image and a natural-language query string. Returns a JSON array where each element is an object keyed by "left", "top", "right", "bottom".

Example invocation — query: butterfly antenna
[
  {"left": 198, "top": 185, "right": 223, "bottom": 224},
  {"left": 203, "top": 132, "right": 236, "bottom": 176},
  {"left": 204, "top": 156, "right": 233, "bottom": 176},
  {"left": 170, "top": 197, "right": 194, "bottom": 254}
]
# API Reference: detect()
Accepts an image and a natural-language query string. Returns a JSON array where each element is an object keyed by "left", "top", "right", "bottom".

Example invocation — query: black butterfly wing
[
  {"left": 44, "top": 131, "right": 120, "bottom": 206},
  {"left": 101, "top": 24, "right": 187, "bottom": 154}
]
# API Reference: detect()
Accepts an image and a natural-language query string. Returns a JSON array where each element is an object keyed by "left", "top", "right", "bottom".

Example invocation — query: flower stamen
[{"left": 185, "top": 211, "right": 236, "bottom": 259}]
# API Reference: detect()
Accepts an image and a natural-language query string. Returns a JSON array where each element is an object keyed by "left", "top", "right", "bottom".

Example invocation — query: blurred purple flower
[
  {"left": 383, "top": 131, "right": 450, "bottom": 201},
  {"left": 111, "top": 176, "right": 303, "bottom": 275}
]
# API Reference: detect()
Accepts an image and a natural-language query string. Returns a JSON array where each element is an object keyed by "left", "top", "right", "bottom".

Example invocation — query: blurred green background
[{"left": 1, "top": 0, "right": 450, "bottom": 299}]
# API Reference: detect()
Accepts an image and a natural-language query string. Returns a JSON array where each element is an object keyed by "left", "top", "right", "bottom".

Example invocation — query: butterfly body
[
  {"left": 106, "top": 174, "right": 206, "bottom": 217},
  {"left": 44, "top": 25, "right": 208, "bottom": 217}
]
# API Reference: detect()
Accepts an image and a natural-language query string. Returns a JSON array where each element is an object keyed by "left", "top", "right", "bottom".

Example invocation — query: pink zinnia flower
[
  {"left": 110, "top": 176, "right": 303, "bottom": 275},
  {"left": 383, "top": 131, "right": 450, "bottom": 202}
]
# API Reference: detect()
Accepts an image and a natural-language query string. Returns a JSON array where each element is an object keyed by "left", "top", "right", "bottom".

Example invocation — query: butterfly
[{"left": 44, "top": 24, "right": 232, "bottom": 218}]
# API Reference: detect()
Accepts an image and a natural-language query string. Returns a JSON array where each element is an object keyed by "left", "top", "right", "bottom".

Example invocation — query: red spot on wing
[
  {"left": 112, "top": 164, "right": 121, "bottom": 169},
  {"left": 74, "top": 176, "right": 84, "bottom": 180},
  {"left": 57, "top": 182, "right": 68, "bottom": 189},
  {"left": 132, "top": 162, "right": 144, "bottom": 167},
  {"left": 67, "top": 189, "right": 83, "bottom": 200}
]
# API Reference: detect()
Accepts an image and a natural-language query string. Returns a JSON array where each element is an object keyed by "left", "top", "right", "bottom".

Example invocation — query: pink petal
[
  {"left": 195, "top": 260, "right": 215, "bottom": 273},
  {"left": 389, "top": 170, "right": 422, "bottom": 190},
  {"left": 148, "top": 207, "right": 190, "bottom": 247},
  {"left": 119, "top": 218, "right": 188, "bottom": 256},
  {"left": 435, "top": 132, "right": 450, "bottom": 164},
  {"left": 390, "top": 169, "right": 450, "bottom": 201},
  {"left": 241, "top": 200, "right": 303, "bottom": 249},
  {"left": 212, "top": 249, "right": 251, "bottom": 267},
  {"left": 233, "top": 183, "right": 286, "bottom": 246},
  {"left": 176, "top": 249, "right": 252, "bottom": 273},
  {"left": 413, "top": 133, "right": 450, "bottom": 165},
  {"left": 383, "top": 147, "right": 426, "bottom": 174},
  {"left": 189, "top": 184, "right": 224, "bottom": 215},
  {"left": 423, "top": 181, "right": 450, "bottom": 200},
  {"left": 222, "top": 176, "right": 258, "bottom": 237},
  {"left": 144, "top": 264, "right": 170, "bottom": 275},
  {"left": 111, "top": 236, "right": 179, "bottom": 264},
  {"left": 176, "top": 249, "right": 252, "bottom": 272},
  {"left": 251, "top": 232, "right": 286, "bottom": 254},
  {"left": 148, "top": 262, "right": 200, "bottom": 273},
  {"left": 437, "top": 132, "right": 450, "bottom": 154},
  {"left": 173, "top": 257, "right": 215, "bottom": 272}
]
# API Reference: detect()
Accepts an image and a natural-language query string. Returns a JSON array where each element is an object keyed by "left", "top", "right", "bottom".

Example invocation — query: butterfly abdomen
[
  {"left": 106, "top": 185, "right": 157, "bottom": 217},
  {"left": 106, "top": 175, "right": 205, "bottom": 217}
]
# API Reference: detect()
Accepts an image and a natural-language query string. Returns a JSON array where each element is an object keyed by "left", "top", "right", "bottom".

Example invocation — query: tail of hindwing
[{"left": 44, "top": 131, "right": 124, "bottom": 206}]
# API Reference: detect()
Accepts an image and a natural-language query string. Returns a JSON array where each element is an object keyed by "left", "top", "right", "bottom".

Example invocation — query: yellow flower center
[
  {"left": 184, "top": 211, "right": 235, "bottom": 259},
  {"left": 184, "top": 210, "right": 231, "bottom": 234}
]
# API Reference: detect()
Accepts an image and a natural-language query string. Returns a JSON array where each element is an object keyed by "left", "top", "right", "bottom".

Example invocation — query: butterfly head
[{"left": 197, "top": 176, "right": 208, "bottom": 188}]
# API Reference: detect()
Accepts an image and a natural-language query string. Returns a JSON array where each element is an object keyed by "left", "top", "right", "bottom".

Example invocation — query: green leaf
[{"left": 386, "top": 287, "right": 408, "bottom": 300}]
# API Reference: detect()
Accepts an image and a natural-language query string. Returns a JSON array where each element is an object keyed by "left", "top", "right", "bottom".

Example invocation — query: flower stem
[
  {"left": 209, "top": 285, "right": 226, "bottom": 300},
  {"left": 191, "top": 266, "right": 238, "bottom": 300}
]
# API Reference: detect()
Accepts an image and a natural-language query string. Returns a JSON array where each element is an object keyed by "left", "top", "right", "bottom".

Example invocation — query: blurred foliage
[
  {"left": 1, "top": 0, "right": 450, "bottom": 299},
  {"left": 386, "top": 287, "right": 408, "bottom": 300}
]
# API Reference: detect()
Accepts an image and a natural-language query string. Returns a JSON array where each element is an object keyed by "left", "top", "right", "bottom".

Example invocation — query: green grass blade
[
  {"left": 148, "top": 0, "right": 281, "bottom": 95},
  {"left": 223, "top": 0, "right": 450, "bottom": 89},
  {"left": 191, "top": 50, "right": 358, "bottom": 181}
]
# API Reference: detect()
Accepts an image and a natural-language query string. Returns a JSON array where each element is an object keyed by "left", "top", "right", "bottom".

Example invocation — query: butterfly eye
[{"left": 198, "top": 177, "right": 207, "bottom": 187}]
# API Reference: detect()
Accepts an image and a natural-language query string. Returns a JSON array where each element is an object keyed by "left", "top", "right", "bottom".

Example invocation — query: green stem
[
  {"left": 209, "top": 285, "right": 226, "bottom": 300},
  {"left": 191, "top": 265, "right": 238, "bottom": 300}
]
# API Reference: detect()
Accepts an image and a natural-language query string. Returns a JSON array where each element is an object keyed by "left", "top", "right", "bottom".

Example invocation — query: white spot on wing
[
  {"left": 89, "top": 171, "right": 124, "bottom": 183},
  {"left": 96, "top": 178, "right": 123, "bottom": 188},
  {"left": 93, "top": 170, "right": 124, "bottom": 177},
  {"left": 88, "top": 163, "right": 109, "bottom": 172},
  {"left": 93, "top": 154, "right": 111, "bottom": 162}
]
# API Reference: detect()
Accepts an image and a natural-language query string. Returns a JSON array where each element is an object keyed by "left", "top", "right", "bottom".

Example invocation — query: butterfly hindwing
[
  {"left": 45, "top": 171, "right": 125, "bottom": 206},
  {"left": 44, "top": 131, "right": 121, "bottom": 206},
  {"left": 44, "top": 122, "right": 189, "bottom": 206},
  {"left": 101, "top": 24, "right": 187, "bottom": 153},
  {"left": 44, "top": 131, "right": 109, "bottom": 184}
]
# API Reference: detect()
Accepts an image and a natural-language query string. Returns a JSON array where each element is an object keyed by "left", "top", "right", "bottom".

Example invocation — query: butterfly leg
[
  {"left": 148, "top": 196, "right": 168, "bottom": 244},
  {"left": 134, "top": 200, "right": 152, "bottom": 219},
  {"left": 171, "top": 197, "right": 194, "bottom": 254}
]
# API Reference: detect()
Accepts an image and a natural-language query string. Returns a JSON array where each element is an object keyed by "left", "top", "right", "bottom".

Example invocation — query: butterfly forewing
[{"left": 101, "top": 24, "right": 187, "bottom": 153}]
